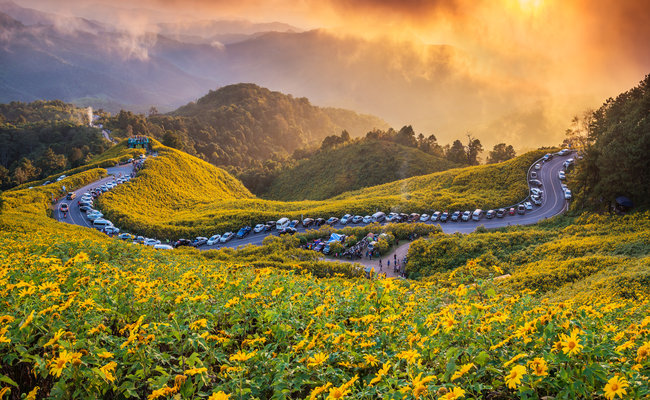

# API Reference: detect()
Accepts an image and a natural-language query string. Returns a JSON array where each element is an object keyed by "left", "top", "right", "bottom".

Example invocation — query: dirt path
[{"left": 321, "top": 241, "right": 413, "bottom": 278}]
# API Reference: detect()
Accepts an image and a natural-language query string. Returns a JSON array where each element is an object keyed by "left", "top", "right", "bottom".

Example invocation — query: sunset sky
[{"left": 16, "top": 0, "right": 650, "bottom": 148}]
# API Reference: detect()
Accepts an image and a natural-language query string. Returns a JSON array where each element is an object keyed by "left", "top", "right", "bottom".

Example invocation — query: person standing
[{"left": 379, "top": 259, "right": 382, "bottom": 271}]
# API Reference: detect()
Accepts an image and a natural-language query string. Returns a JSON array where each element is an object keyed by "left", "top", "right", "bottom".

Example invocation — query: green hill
[
  {"left": 105, "top": 83, "right": 389, "bottom": 169},
  {"left": 97, "top": 139, "right": 545, "bottom": 239},
  {"left": 265, "top": 140, "right": 460, "bottom": 200}
]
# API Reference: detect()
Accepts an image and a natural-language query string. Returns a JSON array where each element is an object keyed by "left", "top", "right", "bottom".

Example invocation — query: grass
[
  {"left": 97, "top": 140, "right": 547, "bottom": 239},
  {"left": 264, "top": 140, "right": 460, "bottom": 201}
]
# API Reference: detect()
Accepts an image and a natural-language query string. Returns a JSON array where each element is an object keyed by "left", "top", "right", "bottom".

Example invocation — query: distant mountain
[
  {"left": 105, "top": 83, "right": 388, "bottom": 169},
  {"left": 264, "top": 140, "right": 460, "bottom": 201}
]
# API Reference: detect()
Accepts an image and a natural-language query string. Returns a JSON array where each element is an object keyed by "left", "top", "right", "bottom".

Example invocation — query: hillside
[
  {"left": 105, "top": 84, "right": 388, "bottom": 169},
  {"left": 97, "top": 139, "right": 545, "bottom": 239},
  {"left": 0, "top": 154, "right": 648, "bottom": 399},
  {"left": 0, "top": 100, "right": 111, "bottom": 189},
  {"left": 265, "top": 140, "right": 460, "bottom": 200}
]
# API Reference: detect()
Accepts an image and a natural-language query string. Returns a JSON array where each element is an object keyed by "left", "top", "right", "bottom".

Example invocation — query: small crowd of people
[{"left": 377, "top": 253, "right": 408, "bottom": 277}]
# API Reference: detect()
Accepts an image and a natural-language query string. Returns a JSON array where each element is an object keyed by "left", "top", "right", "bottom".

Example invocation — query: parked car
[
  {"left": 87, "top": 212, "right": 103, "bottom": 221},
  {"left": 326, "top": 217, "right": 339, "bottom": 225},
  {"left": 315, "top": 218, "right": 326, "bottom": 226},
  {"left": 192, "top": 237, "right": 208, "bottom": 247},
  {"left": 529, "top": 179, "right": 543, "bottom": 187},
  {"left": 79, "top": 201, "right": 93, "bottom": 208},
  {"left": 564, "top": 189, "right": 572, "bottom": 200},
  {"left": 174, "top": 239, "right": 192, "bottom": 248},
  {"left": 530, "top": 171, "right": 537, "bottom": 179},
  {"left": 104, "top": 226, "right": 120, "bottom": 235},
  {"left": 362, "top": 215, "right": 373, "bottom": 224},
  {"left": 431, "top": 211, "right": 441, "bottom": 221},
  {"left": 543, "top": 153, "right": 553, "bottom": 161},
  {"left": 372, "top": 212, "right": 386, "bottom": 223},
  {"left": 340, "top": 214, "right": 352, "bottom": 224},
  {"left": 264, "top": 223, "right": 274, "bottom": 231},
  {"left": 279, "top": 227, "right": 297, "bottom": 235},
  {"left": 289, "top": 220, "right": 299, "bottom": 228},
  {"left": 398, "top": 213, "right": 409, "bottom": 222},
  {"left": 143, "top": 238, "right": 161, "bottom": 246},
  {"left": 302, "top": 218, "right": 315, "bottom": 227},
  {"left": 486, "top": 209, "right": 496, "bottom": 219},
  {"left": 509, "top": 207, "right": 516, "bottom": 216},
  {"left": 461, "top": 211, "right": 472, "bottom": 222},
  {"left": 352, "top": 215, "right": 363, "bottom": 224},
  {"left": 276, "top": 218, "right": 290, "bottom": 230},
  {"left": 451, "top": 211, "right": 461, "bottom": 222},
  {"left": 517, "top": 204, "right": 526, "bottom": 215},
  {"left": 59, "top": 203, "right": 69, "bottom": 212},
  {"left": 66, "top": 192, "right": 76, "bottom": 200},
  {"left": 254, "top": 224, "right": 265, "bottom": 233},
  {"left": 153, "top": 244, "right": 174, "bottom": 250},
  {"left": 531, "top": 195, "right": 542, "bottom": 206},
  {"left": 496, "top": 208, "right": 506, "bottom": 218},
  {"left": 409, "top": 213, "right": 421, "bottom": 222},
  {"left": 134, "top": 236, "right": 145, "bottom": 244},
  {"left": 386, "top": 213, "right": 398, "bottom": 222},
  {"left": 530, "top": 187, "right": 544, "bottom": 197},
  {"left": 524, "top": 201, "right": 533, "bottom": 211},
  {"left": 419, "top": 214, "right": 430, "bottom": 222},
  {"left": 236, "top": 226, "right": 252, "bottom": 238},
  {"left": 266, "top": 221, "right": 276, "bottom": 230},
  {"left": 558, "top": 170, "right": 566, "bottom": 180},
  {"left": 207, "top": 235, "right": 221, "bottom": 245},
  {"left": 56, "top": 175, "right": 67, "bottom": 181},
  {"left": 118, "top": 233, "right": 133, "bottom": 241},
  {"left": 534, "top": 163, "right": 541, "bottom": 170},
  {"left": 440, "top": 212, "right": 449, "bottom": 222},
  {"left": 220, "top": 232, "right": 234, "bottom": 242},
  {"left": 557, "top": 149, "right": 570, "bottom": 156}
]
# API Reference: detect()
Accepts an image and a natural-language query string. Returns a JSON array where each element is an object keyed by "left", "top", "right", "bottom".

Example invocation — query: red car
[
  {"left": 60, "top": 203, "right": 69, "bottom": 212},
  {"left": 508, "top": 207, "right": 516, "bottom": 216}
]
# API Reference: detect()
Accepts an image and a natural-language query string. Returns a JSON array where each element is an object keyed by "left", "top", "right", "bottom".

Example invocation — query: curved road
[{"left": 54, "top": 153, "right": 571, "bottom": 249}]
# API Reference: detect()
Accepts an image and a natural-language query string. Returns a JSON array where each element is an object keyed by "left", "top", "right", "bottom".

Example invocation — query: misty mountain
[{"left": 0, "top": 1, "right": 572, "bottom": 147}]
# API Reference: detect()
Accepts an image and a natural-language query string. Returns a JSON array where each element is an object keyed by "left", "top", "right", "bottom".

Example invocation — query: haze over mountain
[{"left": 2, "top": 0, "right": 649, "bottom": 149}]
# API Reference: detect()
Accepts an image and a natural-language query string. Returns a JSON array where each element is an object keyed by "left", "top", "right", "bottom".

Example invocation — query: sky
[{"left": 16, "top": 0, "right": 650, "bottom": 149}]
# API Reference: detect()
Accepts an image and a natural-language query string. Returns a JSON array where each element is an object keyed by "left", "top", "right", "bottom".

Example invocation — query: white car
[
  {"left": 362, "top": 215, "right": 373, "bottom": 224},
  {"left": 524, "top": 201, "right": 533, "bottom": 210},
  {"left": 530, "top": 187, "right": 543, "bottom": 197},
  {"left": 534, "top": 163, "right": 541, "bottom": 170},
  {"left": 564, "top": 189, "right": 572, "bottom": 200},
  {"left": 253, "top": 224, "right": 265, "bottom": 233},
  {"left": 104, "top": 226, "right": 120, "bottom": 234},
  {"left": 153, "top": 244, "right": 173, "bottom": 250},
  {"left": 220, "top": 232, "right": 234, "bottom": 243},
  {"left": 340, "top": 214, "right": 352, "bottom": 224},
  {"left": 386, "top": 213, "right": 399, "bottom": 222},
  {"left": 431, "top": 211, "right": 441, "bottom": 221},
  {"left": 56, "top": 175, "right": 67, "bottom": 181},
  {"left": 558, "top": 170, "right": 566, "bottom": 180},
  {"left": 87, "top": 212, "right": 103, "bottom": 221},
  {"left": 207, "top": 234, "right": 221, "bottom": 245},
  {"left": 143, "top": 238, "right": 161, "bottom": 246},
  {"left": 530, "top": 171, "right": 537, "bottom": 179},
  {"left": 419, "top": 214, "right": 430, "bottom": 222}
]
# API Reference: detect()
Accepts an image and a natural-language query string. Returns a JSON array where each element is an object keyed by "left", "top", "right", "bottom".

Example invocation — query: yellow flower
[
  {"left": 97, "top": 351, "right": 114, "bottom": 359},
  {"left": 505, "top": 365, "right": 526, "bottom": 389},
  {"left": 229, "top": 350, "right": 256, "bottom": 362},
  {"left": 411, "top": 373, "right": 435, "bottom": 398},
  {"left": 528, "top": 357, "right": 548, "bottom": 377},
  {"left": 26, "top": 386, "right": 39, "bottom": 400},
  {"left": 225, "top": 297, "right": 240, "bottom": 308},
  {"left": 309, "top": 383, "right": 332, "bottom": 399},
  {"left": 364, "top": 354, "right": 379, "bottom": 367},
  {"left": 44, "top": 329, "right": 66, "bottom": 347},
  {"left": 369, "top": 362, "right": 391, "bottom": 386},
  {"left": 208, "top": 391, "right": 230, "bottom": 400},
  {"left": 100, "top": 361, "right": 117, "bottom": 383},
  {"left": 184, "top": 367, "right": 207, "bottom": 376},
  {"left": 442, "top": 313, "right": 457, "bottom": 332},
  {"left": 451, "top": 363, "right": 474, "bottom": 381},
  {"left": 327, "top": 375, "right": 357, "bottom": 399},
  {"left": 49, "top": 350, "right": 72, "bottom": 377},
  {"left": 189, "top": 319, "right": 207, "bottom": 331},
  {"left": 636, "top": 341, "right": 650, "bottom": 363},
  {"left": 560, "top": 329, "right": 584, "bottom": 356},
  {"left": 271, "top": 287, "right": 284, "bottom": 296},
  {"left": 307, "top": 352, "right": 328, "bottom": 367},
  {"left": 439, "top": 387, "right": 465, "bottom": 400},
  {"left": 603, "top": 376, "right": 628, "bottom": 400},
  {"left": 19, "top": 310, "right": 34, "bottom": 330},
  {"left": 397, "top": 349, "right": 420, "bottom": 364}
]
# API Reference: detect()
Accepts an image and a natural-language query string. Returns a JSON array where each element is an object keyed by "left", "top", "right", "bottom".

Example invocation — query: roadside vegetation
[
  {"left": 0, "top": 164, "right": 648, "bottom": 399},
  {"left": 96, "top": 140, "right": 546, "bottom": 239}
]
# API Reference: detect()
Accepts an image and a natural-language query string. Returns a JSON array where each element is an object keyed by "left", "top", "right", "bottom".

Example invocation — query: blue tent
[{"left": 616, "top": 196, "right": 634, "bottom": 208}]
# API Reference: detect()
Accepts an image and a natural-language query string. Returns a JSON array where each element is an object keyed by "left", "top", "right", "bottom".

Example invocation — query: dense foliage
[
  {"left": 406, "top": 213, "right": 650, "bottom": 301},
  {"left": 571, "top": 74, "right": 650, "bottom": 210},
  {"left": 0, "top": 100, "right": 110, "bottom": 189},
  {"left": 97, "top": 141, "right": 546, "bottom": 239},
  {"left": 101, "top": 84, "right": 388, "bottom": 170},
  {"left": 264, "top": 140, "right": 459, "bottom": 201},
  {"left": 0, "top": 142, "right": 648, "bottom": 399}
]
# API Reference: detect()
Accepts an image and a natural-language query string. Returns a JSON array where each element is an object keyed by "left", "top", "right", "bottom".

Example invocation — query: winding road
[{"left": 53, "top": 152, "right": 571, "bottom": 250}]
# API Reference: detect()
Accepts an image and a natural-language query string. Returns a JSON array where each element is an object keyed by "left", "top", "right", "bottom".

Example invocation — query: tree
[
  {"left": 466, "top": 135, "right": 483, "bottom": 165},
  {"left": 12, "top": 158, "right": 39, "bottom": 185},
  {"left": 562, "top": 112, "right": 591, "bottom": 149},
  {"left": 395, "top": 125, "right": 417, "bottom": 148},
  {"left": 446, "top": 140, "right": 466, "bottom": 164},
  {"left": 148, "top": 106, "right": 159, "bottom": 116},
  {"left": 487, "top": 143, "right": 516, "bottom": 164},
  {"left": 162, "top": 131, "right": 183, "bottom": 149},
  {"left": 37, "top": 148, "right": 67, "bottom": 175},
  {"left": 340, "top": 130, "right": 351, "bottom": 142}
]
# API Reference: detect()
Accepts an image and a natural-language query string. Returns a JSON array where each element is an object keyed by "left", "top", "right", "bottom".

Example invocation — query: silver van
[
  {"left": 372, "top": 212, "right": 386, "bottom": 222},
  {"left": 472, "top": 209, "right": 484, "bottom": 221},
  {"left": 93, "top": 219, "right": 113, "bottom": 229}
]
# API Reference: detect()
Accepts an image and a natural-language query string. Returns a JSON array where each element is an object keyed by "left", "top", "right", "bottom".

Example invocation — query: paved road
[{"left": 53, "top": 153, "right": 571, "bottom": 249}]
